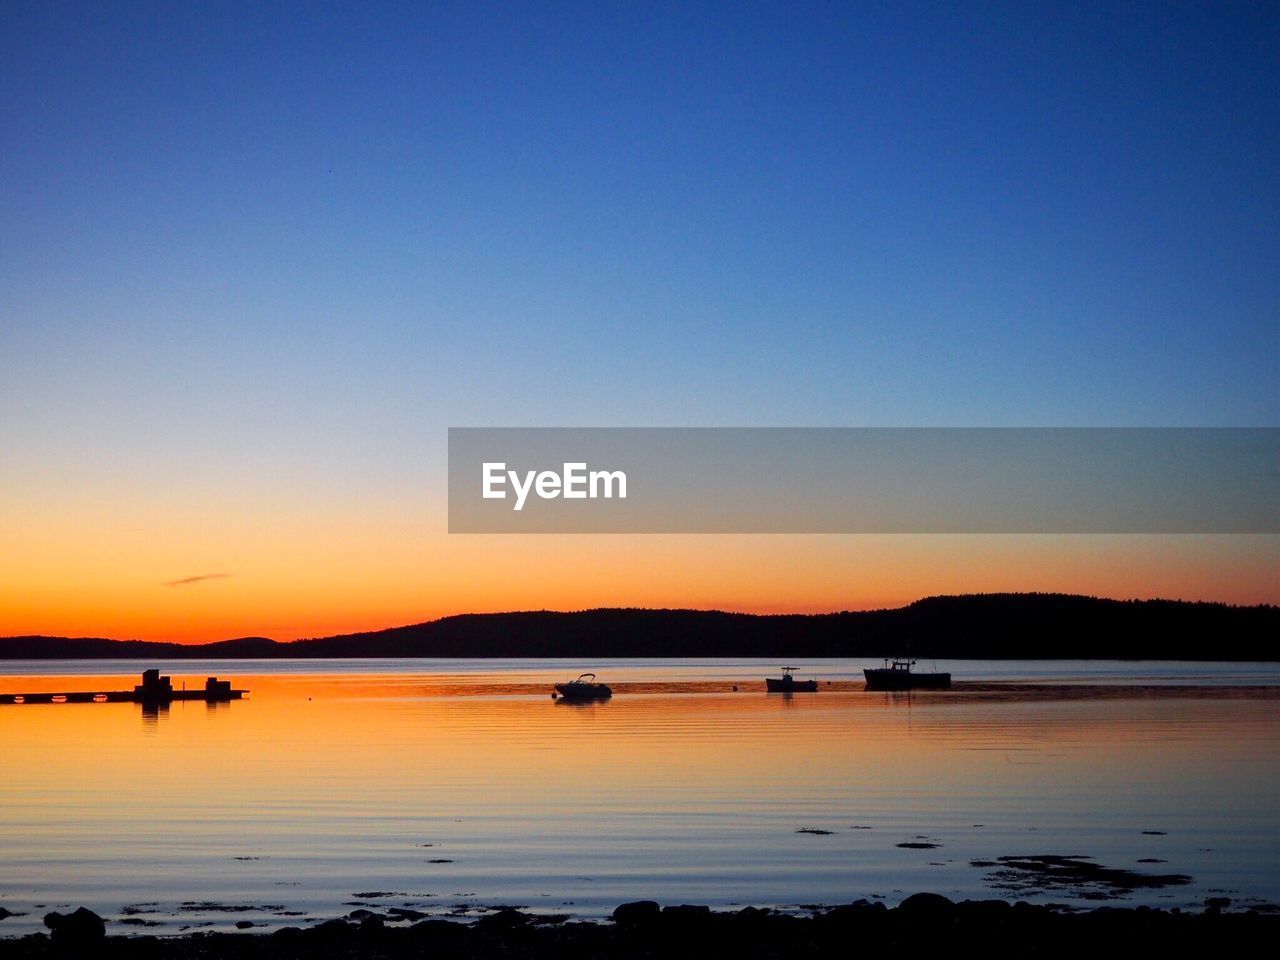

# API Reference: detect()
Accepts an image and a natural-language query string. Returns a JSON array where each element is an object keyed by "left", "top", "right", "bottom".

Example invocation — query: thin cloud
[{"left": 163, "top": 573, "right": 231, "bottom": 587}]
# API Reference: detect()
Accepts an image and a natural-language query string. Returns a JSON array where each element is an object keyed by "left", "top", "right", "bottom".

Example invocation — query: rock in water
[
  {"left": 43, "top": 907, "right": 106, "bottom": 944},
  {"left": 896, "top": 893, "right": 956, "bottom": 917},
  {"left": 475, "top": 908, "right": 532, "bottom": 931},
  {"left": 612, "top": 900, "right": 662, "bottom": 927}
]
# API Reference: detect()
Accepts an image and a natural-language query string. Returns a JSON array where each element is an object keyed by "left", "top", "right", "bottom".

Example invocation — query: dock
[{"left": 0, "top": 669, "right": 247, "bottom": 705}]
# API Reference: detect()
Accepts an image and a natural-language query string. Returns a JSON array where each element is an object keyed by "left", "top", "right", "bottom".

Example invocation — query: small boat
[
  {"left": 863, "top": 658, "right": 951, "bottom": 691},
  {"left": 765, "top": 666, "right": 818, "bottom": 693},
  {"left": 553, "top": 673, "right": 612, "bottom": 701}
]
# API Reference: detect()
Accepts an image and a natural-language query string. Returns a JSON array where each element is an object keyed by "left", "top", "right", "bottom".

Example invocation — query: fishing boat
[
  {"left": 553, "top": 673, "right": 613, "bottom": 701},
  {"left": 765, "top": 666, "right": 818, "bottom": 693},
  {"left": 863, "top": 658, "right": 951, "bottom": 691}
]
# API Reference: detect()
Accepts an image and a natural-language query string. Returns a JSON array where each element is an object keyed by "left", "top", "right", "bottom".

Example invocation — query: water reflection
[
  {"left": 552, "top": 697, "right": 608, "bottom": 709},
  {"left": 873, "top": 691, "right": 919, "bottom": 705},
  {"left": 139, "top": 701, "right": 168, "bottom": 728}
]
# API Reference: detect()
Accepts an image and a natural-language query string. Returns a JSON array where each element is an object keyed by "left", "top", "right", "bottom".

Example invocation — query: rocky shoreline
[{"left": 2, "top": 895, "right": 1277, "bottom": 958}]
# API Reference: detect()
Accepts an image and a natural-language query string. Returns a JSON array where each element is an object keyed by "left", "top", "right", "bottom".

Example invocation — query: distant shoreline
[{"left": 2, "top": 593, "right": 1278, "bottom": 661}]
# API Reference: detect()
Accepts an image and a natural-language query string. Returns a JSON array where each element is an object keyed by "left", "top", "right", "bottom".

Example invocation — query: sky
[{"left": 1, "top": 1, "right": 1276, "bottom": 641}]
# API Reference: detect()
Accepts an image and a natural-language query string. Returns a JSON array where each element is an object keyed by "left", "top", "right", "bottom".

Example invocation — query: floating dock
[{"left": 0, "top": 669, "right": 247, "bottom": 705}]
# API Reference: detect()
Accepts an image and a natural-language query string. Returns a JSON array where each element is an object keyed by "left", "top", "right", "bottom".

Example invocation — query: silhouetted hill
[
  {"left": 3, "top": 594, "right": 1276, "bottom": 660},
  {"left": 198, "top": 636, "right": 282, "bottom": 657}
]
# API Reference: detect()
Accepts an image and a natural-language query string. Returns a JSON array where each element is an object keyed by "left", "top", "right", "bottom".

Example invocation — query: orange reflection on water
[
  {"left": 2, "top": 670, "right": 1280, "bottom": 931},
  {"left": 3, "top": 673, "right": 1277, "bottom": 807}
]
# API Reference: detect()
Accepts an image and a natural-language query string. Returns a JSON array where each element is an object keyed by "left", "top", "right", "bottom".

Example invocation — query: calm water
[{"left": 1, "top": 659, "right": 1278, "bottom": 935}]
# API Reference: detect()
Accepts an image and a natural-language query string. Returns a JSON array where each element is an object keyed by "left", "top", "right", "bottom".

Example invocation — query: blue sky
[{"left": 4, "top": 1, "right": 1275, "bottom": 446}]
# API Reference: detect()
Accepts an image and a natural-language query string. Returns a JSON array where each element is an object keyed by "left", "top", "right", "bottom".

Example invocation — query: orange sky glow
[{"left": 2, "top": 507, "right": 1275, "bottom": 642}]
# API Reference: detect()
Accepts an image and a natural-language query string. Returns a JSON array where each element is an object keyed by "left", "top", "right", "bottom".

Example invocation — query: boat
[
  {"left": 553, "top": 673, "right": 612, "bottom": 701},
  {"left": 863, "top": 658, "right": 951, "bottom": 691},
  {"left": 765, "top": 666, "right": 819, "bottom": 693}
]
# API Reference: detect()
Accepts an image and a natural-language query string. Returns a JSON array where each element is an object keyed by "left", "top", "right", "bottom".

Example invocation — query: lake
[{"left": 1, "top": 659, "right": 1278, "bottom": 935}]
